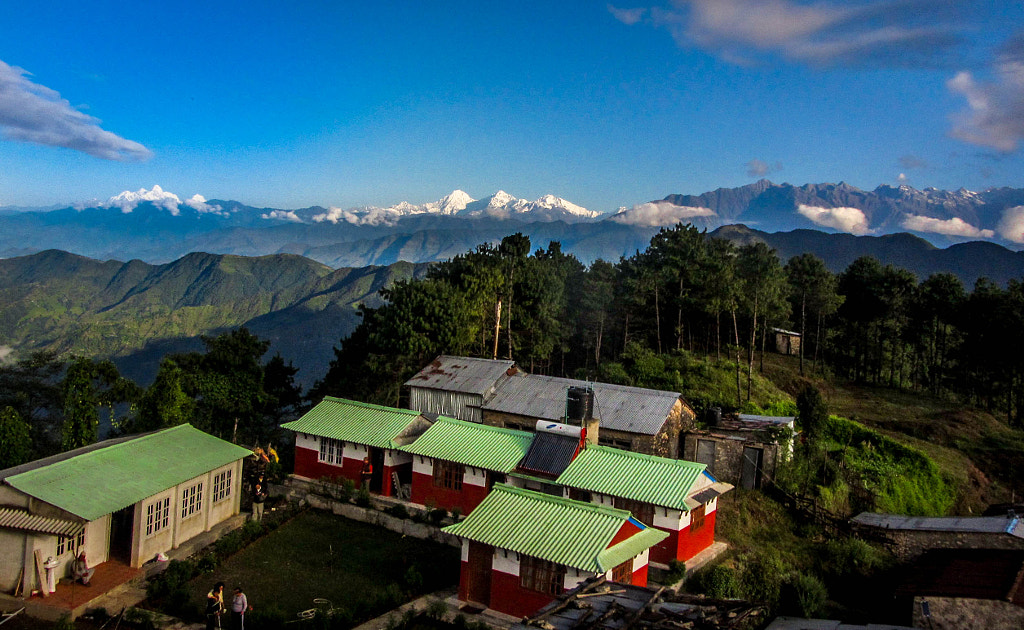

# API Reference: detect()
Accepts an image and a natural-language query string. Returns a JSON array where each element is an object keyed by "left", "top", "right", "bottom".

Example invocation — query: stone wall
[
  {"left": 913, "top": 596, "right": 1024, "bottom": 630},
  {"left": 681, "top": 431, "right": 780, "bottom": 488},
  {"left": 853, "top": 526, "right": 1024, "bottom": 561}
]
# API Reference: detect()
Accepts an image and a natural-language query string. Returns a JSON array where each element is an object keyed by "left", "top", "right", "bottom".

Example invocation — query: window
[
  {"left": 181, "top": 482, "right": 204, "bottom": 519},
  {"left": 57, "top": 528, "right": 86, "bottom": 556},
  {"left": 433, "top": 460, "right": 464, "bottom": 491},
  {"left": 690, "top": 504, "right": 706, "bottom": 533},
  {"left": 212, "top": 469, "right": 232, "bottom": 503},
  {"left": 319, "top": 437, "right": 342, "bottom": 465},
  {"left": 611, "top": 561, "right": 632, "bottom": 584},
  {"left": 598, "top": 435, "right": 633, "bottom": 450},
  {"left": 520, "top": 556, "right": 565, "bottom": 595},
  {"left": 146, "top": 498, "right": 171, "bottom": 536}
]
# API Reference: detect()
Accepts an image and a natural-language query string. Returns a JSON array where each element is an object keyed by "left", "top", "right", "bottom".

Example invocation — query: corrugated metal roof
[
  {"left": 556, "top": 446, "right": 708, "bottom": 511},
  {"left": 517, "top": 432, "right": 581, "bottom": 478},
  {"left": 484, "top": 374, "right": 680, "bottom": 436},
  {"left": 404, "top": 355, "right": 515, "bottom": 396},
  {"left": 4, "top": 425, "right": 251, "bottom": 521},
  {"left": 443, "top": 484, "right": 666, "bottom": 573},
  {"left": 851, "top": 513, "right": 1023, "bottom": 536},
  {"left": 281, "top": 397, "right": 428, "bottom": 449},
  {"left": 0, "top": 506, "right": 84, "bottom": 536},
  {"left": 401, "top": 417, "right": 533, "bottom": 473}
]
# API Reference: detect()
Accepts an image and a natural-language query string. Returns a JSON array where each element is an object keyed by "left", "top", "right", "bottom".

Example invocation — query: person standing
[
  {"left": 206, "top": 582, "right": 225, "bottom": 629},
  {"left": 231, "top": 586, "right": 251, "bottom": 630},
  {"left": 360, "top": 456, "right": 373, "bottom": 490},
  {"left": 251, "top": 479, "right": 267, "bottom": 522}
]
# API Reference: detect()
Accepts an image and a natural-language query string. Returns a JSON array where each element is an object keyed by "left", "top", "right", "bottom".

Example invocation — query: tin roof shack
[
  {"left": 401, "top": 417, "right": 533, "bottom": 514},
  {"left": 516, "top": 575, "right": 766, "bottom": 630},
  {"left": 443, "top": 484, "right": 667, "bottom": 618},
  {"left": 773, "top": 328, "right": 801, "bottom": 356},
  {"left": 851, "top": 512, "right": 1024, "bottom": 561},
  {"left": 0, "top": 425, "right": 248, "bottom": 598},
  {"left": 681, "top": 413, "right": 795, "bottom": 490},
  {"left": 405, "top": 356, "right": 516, "bottom": 423},
  {"left": 557, "top": 446, "right": 733, "bottom": 567},
  {"left": 282, "top": 397, "right": 433, "bottom": 497},
  {"left": 896, "top": 549, "right": 1024, "bottom": 630}
]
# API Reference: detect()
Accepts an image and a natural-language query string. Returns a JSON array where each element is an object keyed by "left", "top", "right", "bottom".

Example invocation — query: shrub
[
  {"left": 782, "top": 572, "right": 828, "bottom": 617},
  {"left": 387, "top": 503, "right": 409, "bottom": 519},
  {"left": 196, "top": 554, "right": 217, "bottom": 573},
  {"left": 426, "top": 598, "right": 449, "bottom": 621},
  {"left": 404, "top": 565, "right": 424, "bottom": 592},
  {"left": 54, "top": 614, "right": 75, "bottom": 630},
  {"left": 689, "top": 564, "right": 739, "bottom": 599},
  {"left": 428, "top": 508, "right": 447, "bottom": 526},
  {"left": 663, "top": 560, "right": 687, "bottom": 585},
  {"left": 450, "top": 507, "right": 462, "bottom": 522},
  {"left": 738, "top": 550, "right": 786, "bottom": 608},
  {"left": 355, "top": 486, "right": 372, "bottom": 507}
]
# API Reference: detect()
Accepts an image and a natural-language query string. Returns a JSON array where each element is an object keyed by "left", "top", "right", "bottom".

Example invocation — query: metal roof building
[{"left": 405, "top": 355, "right": 517, "bottom": 423}]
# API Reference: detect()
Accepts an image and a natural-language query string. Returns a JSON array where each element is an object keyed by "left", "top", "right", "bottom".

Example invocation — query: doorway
[
  {"left": 109, "top": 505, "right": 135, "bottom": 564},
  {"left": 741, "top": 447, "right": 764, "bottom": 490},
  {"left": 466, "top": 541, "right": 493, "bottom": 606},
  {"left": 369, "top": 447, "right": 385, "bottom": 493}
]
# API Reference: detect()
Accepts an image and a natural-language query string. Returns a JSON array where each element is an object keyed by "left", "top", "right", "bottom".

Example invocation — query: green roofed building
[
  {"left": 553, "top": 445, "right": 732, "bottom": 567},
  {"left": 282, "top": 396, "right": 434, "bottom": 497},
  {"left": 401, "top": 416, "right": 533, "bottom": 514},
  {"left": 0, "top": 424, "right": 250, "bottom": 597},
  {"left": 442, "top": 484, "right": 667, "bottom": 618}
]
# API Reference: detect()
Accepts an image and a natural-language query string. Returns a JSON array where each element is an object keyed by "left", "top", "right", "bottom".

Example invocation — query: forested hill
[
  {"left": 712, "top": 225, "right": 1024, "bottom": 287},
  {"left": 0, "top": 249, "right": 429, "bottom": 387}
]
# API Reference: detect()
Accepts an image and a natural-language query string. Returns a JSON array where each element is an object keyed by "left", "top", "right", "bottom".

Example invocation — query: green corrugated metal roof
[
  {"left": 281, "top": 397, "right": 424, "bottom": 449},
  {"left": 4, "top": 425, "right": 250, "bottom": 521},
  {"left": 598, "top": 527, "right": 668, "bottom": 571},
  {"left": 556, "top": 445, "right": 707, "bottom": 511},
  {"left": 400, "top": 417, "right": 533, "bottom": 473},
  {"left": 442, "top": 484, "right": 665, "bottom": 573}
]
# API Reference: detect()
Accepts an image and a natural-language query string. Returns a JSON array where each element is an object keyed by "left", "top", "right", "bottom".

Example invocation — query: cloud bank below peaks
[
  {"left": 0, "top": 59, "right": 151, "bottom": 161},
  {"left": 901, "top": 214, "right": 994, "bottom": 238},
  {"left": 797, "top": 204, "right": 871, "bottom": 234},
  {"left": 609, "top": 201, "right": 716, "bottom": 227},
  {"left": 97, "top": 185, "right": 223, "bottom": 215}
]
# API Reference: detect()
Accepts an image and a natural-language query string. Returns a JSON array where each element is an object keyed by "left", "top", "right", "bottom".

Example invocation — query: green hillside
[{"left": 0, "top": 250, "right": 427, "bottom": 386}]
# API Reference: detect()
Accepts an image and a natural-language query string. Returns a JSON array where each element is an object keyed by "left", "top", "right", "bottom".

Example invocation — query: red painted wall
[
  {"left": 649, "top": 509, "right": 718, "bottom": 564},
  {"left": 488, "top": 568, "right": 562, "bottom": 618},
  {"left": 295, "top": 447, "right": 388, "bottom": 493},
  {"left": 458, "top": 559, "right": 472, "bottom": 602},
  {"left": 411, "top": 471, "right": 491, "bottom": 514},
  {"left": 608, "top": 520, "right": 642, "bottom": 547},
  {"left": 632, "top": 562, "right": 649, "bottom": 587}
]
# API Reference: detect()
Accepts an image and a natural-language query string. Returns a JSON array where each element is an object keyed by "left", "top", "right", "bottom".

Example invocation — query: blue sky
[{"left": 0, "top": 1, "right": 1022, "bottom": 213}]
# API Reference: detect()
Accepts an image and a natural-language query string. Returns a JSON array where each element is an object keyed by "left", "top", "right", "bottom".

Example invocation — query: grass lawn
[{"left": 187, "top": 509, "right": 460, "bottom": 625}]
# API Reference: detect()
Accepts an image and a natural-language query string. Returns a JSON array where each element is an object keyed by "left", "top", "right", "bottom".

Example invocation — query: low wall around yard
[{"left": 279, "top": 476, "right": 461, "bottom": 549}]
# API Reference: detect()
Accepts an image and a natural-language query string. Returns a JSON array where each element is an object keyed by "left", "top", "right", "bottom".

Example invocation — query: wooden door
[
  {"left": 741, "top": 447, "right": 764, "bottom": 490},
  {"left": 466, "top": 541, "right": 493, "bottom": 606}
]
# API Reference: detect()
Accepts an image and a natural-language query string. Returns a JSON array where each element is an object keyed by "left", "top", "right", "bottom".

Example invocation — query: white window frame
[
  {"left": 146, "top": 497, "right": 171, "bottom": 536},
  {"left": 181, "top": 482, "right": 204, "bottom": 520},
  {"left": 56, "top": 528, "right": 86, "bottom": 557},
  {"left": 212, "top": 469, "right": 232, "bottom": 503},
  {"left": 318, "top": 437, "right": 343, "bottom": 466}
]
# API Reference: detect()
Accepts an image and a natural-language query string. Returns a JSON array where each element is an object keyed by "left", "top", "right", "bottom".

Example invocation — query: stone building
[
  {"left": 851, "top": 512, "right": 1024, "bottom": 560},
  {"left": 681, "top": 413, "right": 795, "bottom": 489}
]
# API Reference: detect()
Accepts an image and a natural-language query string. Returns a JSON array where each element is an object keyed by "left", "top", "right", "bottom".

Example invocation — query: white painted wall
[{"left": 465, "top": 466, "right": 487, "bottom": 488}]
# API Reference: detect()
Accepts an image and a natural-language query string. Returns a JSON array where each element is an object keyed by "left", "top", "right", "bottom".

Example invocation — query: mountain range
[{"left": 3, "top": 181, "right": 1024, "bottom": 267}]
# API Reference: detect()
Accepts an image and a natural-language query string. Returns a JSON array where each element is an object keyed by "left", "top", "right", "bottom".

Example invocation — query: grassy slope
[{"left": 759, "top": 352, "right": 1024, "bottom": 513}]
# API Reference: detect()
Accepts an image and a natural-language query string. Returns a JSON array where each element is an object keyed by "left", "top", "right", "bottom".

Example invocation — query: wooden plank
[{"left": 33, "top": 549, "right": 48, "bottom": 598}]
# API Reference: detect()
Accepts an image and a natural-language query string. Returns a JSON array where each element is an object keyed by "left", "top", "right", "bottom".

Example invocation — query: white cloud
[
  {"left": 261, "top": 210, "right": 303, "bottom": 223},
  {"left": 312, "top": 206, "right": 360, "bottom": 225},
  {"left": 104, "top": 185, "right": 182, "bottom": 214},
  {"left": 0, "top": 345, "right": 14, "bottom": 365},
  {"left": 183, "top": 194, "right": 224, "bottom": 215},
  {"left": 608, "top": 4, "right": 646, "bottom": 25},
  {"left": 897, "top": 172, "right": 909, "bottom": 182},
  {"left": 901, "top": 214, "right": 994, "bottom": 238},
  {"left": 641, "top": 0, "right": 963, "bottom": 68},
  {"left": 609, "top": 202, "right": 716, "bottom": 227},
  {"left": 997, "top": 205, "right": 1024, "bottom": 243},
  {"left": 947, "top": 34, "right": 1024, "bottom": 152},
  {"left": 0, "top": 59, "right": 152, "bottom": 160},
  {"left": 796, "top": 204, "right": 871, "bottom": 234},
  {"left": 746, "top": 158, "right": 782, "bottom": 177}
]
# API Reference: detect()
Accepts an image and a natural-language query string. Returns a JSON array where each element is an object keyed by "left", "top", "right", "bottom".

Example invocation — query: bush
[
  {"left": 689, "top": 564, "right": 739, "bottom": 599},
  {"left": 355, "top": 486, "right": 372, "bottom": 507},
  {"left": 663, "top": 560, "right": 687, "bottom": 585},
  {"left": 403, "top": 565, "right": 424, "bottom": 592},
  {"left": 738, "top": 550, "right": 786, "bottom": 608},
  {"left": 781, "top": 572, "right": 828, "bottom": 617},
  {"left": 428, "top": 508, "right": 447, "bottom": 526},
  {"left": 450, "top": 507, "right": 462, "bottom": 522},
  {"left": 387, "top": 503, "right": 409, "bottom": 519},
  {"left": 426, "top": 598, "right": 449, "bottom": 621},
  {"left": 318, "top": 476, "right": 354, "bottom": 502}
]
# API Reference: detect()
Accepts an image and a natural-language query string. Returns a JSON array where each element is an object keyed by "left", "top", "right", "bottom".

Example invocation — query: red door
[{"left": 466, "top": 541, "right": 493, "bottom": 606}]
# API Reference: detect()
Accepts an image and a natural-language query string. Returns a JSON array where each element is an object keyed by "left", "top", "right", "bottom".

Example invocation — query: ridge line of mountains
[
  {"left": 4, "top": 222, "right": 1024, "bottom": 389},
  {"left": 3, "top": 180, "right": 1024, "bottom": 266}
]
